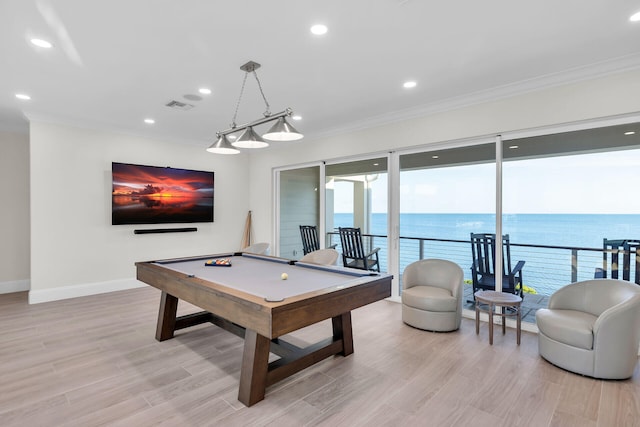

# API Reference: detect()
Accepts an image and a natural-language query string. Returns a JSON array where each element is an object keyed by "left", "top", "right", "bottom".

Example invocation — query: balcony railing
[{"left": 328, "top": 231, "right": 606, "bottom": 297}]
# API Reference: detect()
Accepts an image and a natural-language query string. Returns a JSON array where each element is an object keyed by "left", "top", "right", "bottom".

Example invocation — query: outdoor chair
[
  {"left": 401, "top": 259, "right": 464, "bottom": 332},
  {"left": 299, "top": 225, "right": 336, "bottom": 255},
  {"left": 338, "top": 227, "right": 380, "bottom": 272},
  {"left": 470, "top": 233, "right": 525, "bottom": 299},
  {"left": 536, "top": 279, "right": 640, "bottom": 379},
  {"left": 594, "top": 238, "right": 640, "bottom": 285}
]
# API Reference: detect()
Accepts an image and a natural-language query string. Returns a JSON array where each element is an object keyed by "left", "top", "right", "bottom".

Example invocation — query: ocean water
[{"left": 332, "top": 213, "right": 640, "bottom": 295}]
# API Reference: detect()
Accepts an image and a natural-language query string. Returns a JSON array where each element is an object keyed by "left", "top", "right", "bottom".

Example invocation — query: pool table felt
[{"left": 156, "top": 254, "right": 373, "bottom": 302}]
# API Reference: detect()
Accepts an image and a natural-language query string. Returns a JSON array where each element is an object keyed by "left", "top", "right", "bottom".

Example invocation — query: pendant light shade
[
  {"left": 206, "top": 134, "right": 240, "bottom": 155},
  {"left": 262, "top": 117, "right": 303, "bottom": 141},
  {"left": 232, "top": 126, "right": 269, "bottom": 148}
]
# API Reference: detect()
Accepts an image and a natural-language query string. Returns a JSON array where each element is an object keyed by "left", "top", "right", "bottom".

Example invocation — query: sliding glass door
[
  {"left": 325, "top": 157, "right": 389, "bottom": 271},
  {"left": 398, "top": 141, "right": 496, "bottom": 298},
  {"left": 501, "top": 123, "right": 640, "bottom": 312},
  {"left": 277, "top": 165, "right": 320, "bottom": 260},
  {"left": 273, "top": 116, "right": 640, "bottom": 323}
]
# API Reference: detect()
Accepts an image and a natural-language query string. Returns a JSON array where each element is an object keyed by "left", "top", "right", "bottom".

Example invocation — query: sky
[{"left": 333, "top": 149, "right": 640, "bottom": 214}]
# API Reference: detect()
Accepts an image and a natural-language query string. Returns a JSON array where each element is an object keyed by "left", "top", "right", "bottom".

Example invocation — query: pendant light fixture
[{"left": 206, "top": 61, "right": 303, "bottom": 155}]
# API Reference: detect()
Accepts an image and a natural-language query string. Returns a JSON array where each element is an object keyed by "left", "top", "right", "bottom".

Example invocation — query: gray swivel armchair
[
  {"left": 535, "top": 279, "right": 640, "bottom": 379},
  {"left": 401, "top": 259, "right": 464, "bottom": 332},
  {"left": 242, "top": 242, "right": 270, "bottom": 255},
  {"left": 299, "top": 248, "right": 339, "bottom": 266}
]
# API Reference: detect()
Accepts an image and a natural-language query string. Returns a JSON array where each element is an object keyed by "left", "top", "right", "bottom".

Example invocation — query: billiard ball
[{"left": 281, "top": 273, "right": 288, "bottom": 280}]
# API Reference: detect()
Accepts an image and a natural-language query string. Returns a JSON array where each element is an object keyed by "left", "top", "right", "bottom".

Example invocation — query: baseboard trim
[
  {"left": 28, "top": 278, "right": 145, "bottom": 304},
  {"left": 0, "top": 279, "right": 30, "bottom": 294}
]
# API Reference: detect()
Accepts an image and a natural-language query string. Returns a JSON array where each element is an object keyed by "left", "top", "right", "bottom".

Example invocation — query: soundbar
[{"left": 134, "top": 227, "right": 197, "bottom": 234}]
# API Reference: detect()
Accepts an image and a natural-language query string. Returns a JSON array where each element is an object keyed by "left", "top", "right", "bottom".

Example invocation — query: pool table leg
[
  {"left": 156, "top": 291, "right": 178, "bottom": 341},
  {"left": 238, "top": 329, "right": 271, "bottom": 407},
  {"left": 332, "top": 312, "right": 354, "bottom": 356}
]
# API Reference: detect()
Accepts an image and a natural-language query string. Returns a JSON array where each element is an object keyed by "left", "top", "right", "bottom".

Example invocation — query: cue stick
[{"left": 241, "top": 210, "right": 252, "bottom": 249}]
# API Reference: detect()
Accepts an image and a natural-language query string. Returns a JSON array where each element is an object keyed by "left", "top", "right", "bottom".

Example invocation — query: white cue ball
[{"left": 281, "top": 273, "right": 288, "bottom": 280}]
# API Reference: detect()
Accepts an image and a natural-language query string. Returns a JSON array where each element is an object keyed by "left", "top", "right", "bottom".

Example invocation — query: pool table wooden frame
[{"left": 135, "top": 253, "right": 392, "bottom": 407}]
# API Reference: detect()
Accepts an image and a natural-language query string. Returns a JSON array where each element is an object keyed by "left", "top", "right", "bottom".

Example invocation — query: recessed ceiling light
[
  {"left": 624, "top": 131, "right": 636, "bottom": 135},
  {"left": 509, "top": 145, "right": 519, "bottom": 149},
  {"left": 144, "top": 118, "right": 155, "bottom": 124},
  {"left": 292, "top": 115, "right": 302, "bottom": 121},
  {"left": 30, "top": 38, "right": 53, "bottom": 48},
  {"left": 15, "top": 93, "right": 31, "bottom": 100},
  {"left": 432, "top": 155, "right": 439, "bottom": 159},
  {"left": 403, "top": 81, "right": 417, "bottom": 89},
  {"left": 199, "top": 88, "right": 211, "bottom": 95},
  {"left": 373, "top": 163, "right": 379, "bottom": 166},
  {"left": 310, "top": 24, "right": 328, "bottom": 35},
  {"left": 630, "top": 11, "right": 640, "bottom": 21}
]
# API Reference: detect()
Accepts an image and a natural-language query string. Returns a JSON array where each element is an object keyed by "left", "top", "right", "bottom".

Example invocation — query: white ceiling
[{"left": 2, "top": 0, "right": 640, "bottom": 148}]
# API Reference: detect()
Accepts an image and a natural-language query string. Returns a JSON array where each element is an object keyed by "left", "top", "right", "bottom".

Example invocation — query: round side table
[{"left": 474, "top": 290, "right": 522, "bottom": 345}]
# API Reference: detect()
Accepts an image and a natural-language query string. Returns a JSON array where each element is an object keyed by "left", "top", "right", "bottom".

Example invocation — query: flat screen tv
[{"left": 112, "top": 162, "right": 214, "bottom": 225}]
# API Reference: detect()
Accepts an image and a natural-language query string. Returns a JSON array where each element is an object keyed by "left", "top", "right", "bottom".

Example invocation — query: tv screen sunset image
[{"left": 112, "top": 162, "right": 214, "bottom": 225}]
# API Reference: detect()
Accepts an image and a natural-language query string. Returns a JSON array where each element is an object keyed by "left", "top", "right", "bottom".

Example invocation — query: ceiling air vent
[{"left": 165, "top": 100, "right": 194, "bottom": 111}]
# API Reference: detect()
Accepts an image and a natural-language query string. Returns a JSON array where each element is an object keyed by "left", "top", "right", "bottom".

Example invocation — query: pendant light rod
[{"left": 217, "top": 108, "right": 293, "bottom": 137}]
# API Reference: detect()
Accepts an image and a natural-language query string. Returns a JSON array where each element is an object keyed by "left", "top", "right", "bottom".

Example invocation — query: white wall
[
  {"left": 18, "top": 69, "right": 640, "bottom": 302},
  {"left": 248, "top": 69, "right": 640, "bottom": 247},
  {"left": 0, "top": 130, "right": 30, "bottom": 293},
  {"left": 29, "top": 121, "right": 250, "bottom": 303}
]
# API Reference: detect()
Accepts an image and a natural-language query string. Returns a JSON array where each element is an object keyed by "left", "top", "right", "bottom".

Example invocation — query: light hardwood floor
[{"left": 1, "top": 287, "right": 639, "bottom": 427}]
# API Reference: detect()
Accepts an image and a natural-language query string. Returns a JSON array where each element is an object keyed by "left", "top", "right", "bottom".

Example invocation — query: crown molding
[{"left": 312, "top": 53, "right": 640, "bottom": 141}]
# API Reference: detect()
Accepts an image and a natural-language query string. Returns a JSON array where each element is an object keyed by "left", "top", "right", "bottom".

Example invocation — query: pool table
[{"left": 135, "top": 252, "right": 392, "bottom": 406}]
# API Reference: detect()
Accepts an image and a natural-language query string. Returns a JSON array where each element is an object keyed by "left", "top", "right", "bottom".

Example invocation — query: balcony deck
[{"left": 462, "top": 285, "right": 549, "bottom": 323}]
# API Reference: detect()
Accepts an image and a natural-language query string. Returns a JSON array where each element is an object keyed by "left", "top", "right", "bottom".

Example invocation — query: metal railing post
[{"left": 571, "top": 249, "right": 578, "bottom": 283}]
